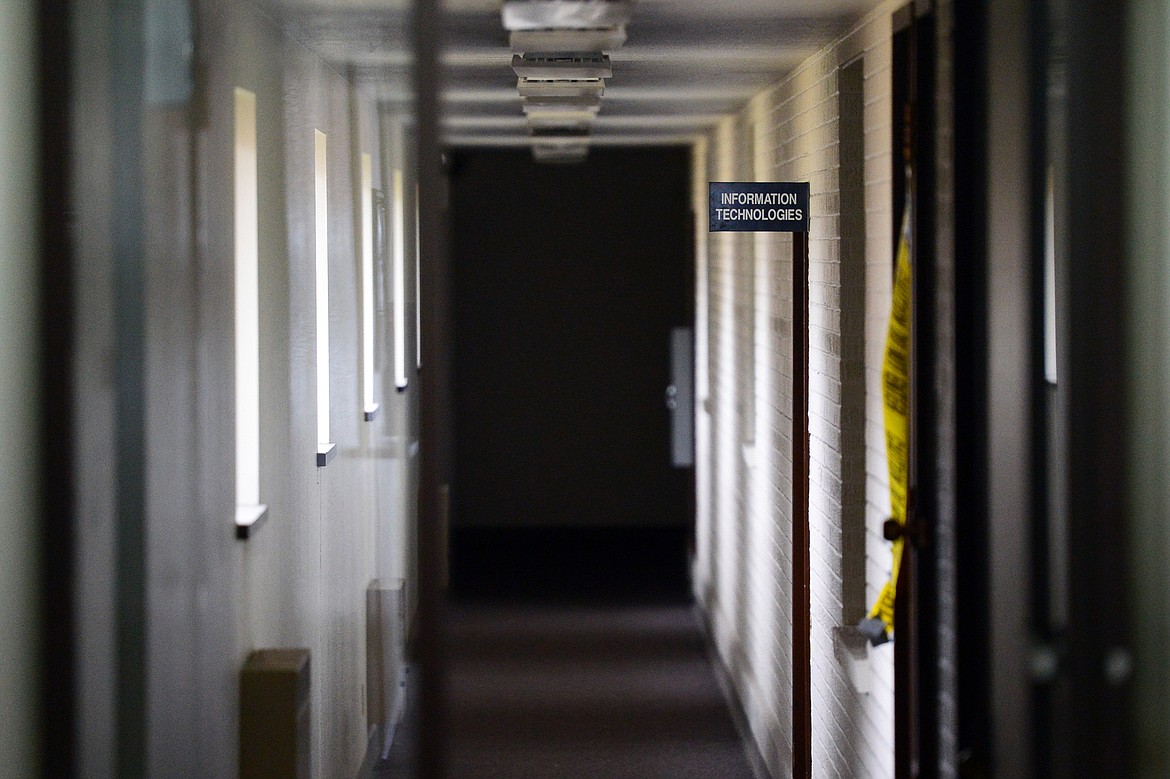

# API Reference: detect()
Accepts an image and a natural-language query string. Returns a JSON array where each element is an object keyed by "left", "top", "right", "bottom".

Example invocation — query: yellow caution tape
[{"left": 866, "top": 183, "right": 913, "bottom": 641}]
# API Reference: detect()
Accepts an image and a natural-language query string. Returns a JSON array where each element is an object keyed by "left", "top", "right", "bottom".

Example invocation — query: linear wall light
[
  {"left": 234, "top": 87, "right": 267, "bottom": 536},
  {"left": 393, "top": 168, "right": 408, "bottom": 392},
  {"left": 414, "top": 183, "right": 421, "bottom": 370},
  {"left": 361, "top": 153, "right": 380, "bottom": 421},
  {"left": 315, "top": 129, "right": 335, "bottom": 467}
]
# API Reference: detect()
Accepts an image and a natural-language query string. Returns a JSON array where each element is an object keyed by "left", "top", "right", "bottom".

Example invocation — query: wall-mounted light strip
[
  {"left": 315, "top": 130, "right": 335, "bottom": 466},
  {"left": 234, "top": 87, "right": 268, "bottom": 536},
  {"left": 393, "top": 168, "right": 408, "bottom": 391},
  {"left": 414, "top": 183, "right": 422, "bottom": 369},
  {"left": 361, "top": 153, "right": 380, "bottom": 421}
]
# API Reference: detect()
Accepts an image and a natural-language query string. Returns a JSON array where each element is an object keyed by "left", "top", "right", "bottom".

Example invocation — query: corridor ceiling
[{"left": 270, "top": 0, "right": 883, "bottom": 147}]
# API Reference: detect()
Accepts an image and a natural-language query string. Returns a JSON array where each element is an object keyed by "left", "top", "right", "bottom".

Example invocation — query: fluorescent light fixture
[
  {"left": 525, "top": 105, "right": 597, "bottom": 122},
  {"left": 512, "top": 53, "right": 612, "bottom": 80},
  {"left": 533, "top": 142, "right": 589, "bottom": 163},
  {"left": 361, "top": 153, "right": 379, "bottom": 421},
  {"left": 1044, "top": 167, "right": 1057, "bottom": 384},
  {"left": 522, "top": 93, "right": 602, "bottom": 111},
  {"left": 502, "top": 0, "right": 632, "bottom": 31},
  {"left": 393, "top": 169, "right": 408, "bottom": 391},
  {"left": 414, "top": 184, "right": 421, "bottom": 370},
  {"left": 527, "top": 113, "right": 594, "bottom": 132},
  {"left": 517, "top": 78, "right": 605, "bottom": 98},
  {"left": 234, "top": 87, "right": 263, "bottom": 518},
  {"left": 529, "top": 130, "right": 592, "bottom": 144},
  {"left": 510, "top": 27, "right": 627, "bottom": 53},
  {"left": 315, "top": 130, "right": 331, "bottom": 459}
]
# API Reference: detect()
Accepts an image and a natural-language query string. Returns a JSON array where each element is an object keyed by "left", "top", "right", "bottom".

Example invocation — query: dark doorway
[{"left": 448, "top": 148, "right": 694, "bottom": 601}]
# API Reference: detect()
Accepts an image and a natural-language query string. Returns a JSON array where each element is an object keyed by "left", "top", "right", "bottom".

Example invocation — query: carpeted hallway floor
[
  {"left": 444, "top": 600, "right": 758, "bottom": 779},
  {"left": 376, "top": 527, "right": 760, "bottom": 778}
]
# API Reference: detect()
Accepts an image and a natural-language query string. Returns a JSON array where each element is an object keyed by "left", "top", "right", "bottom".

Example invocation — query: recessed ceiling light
[
  {"left": 527, "top": 112, "right": 596, "bottom": 132},
  {"left": 533, "top": 143, "right": 589, "bottom": 163},
  {"left": 522, "top": 93, "right": 602, "bottom": 111},
  {"left": 502, "top": 1, "right": 633, "bottom": 32},
  {"left": 510, "top": 27, "right": 627, "bottom": 54},
  {"left": 529, "top": 130, "right": 591, "bottom": 144}
]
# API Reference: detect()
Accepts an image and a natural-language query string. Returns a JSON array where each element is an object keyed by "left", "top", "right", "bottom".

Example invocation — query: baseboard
[
  {"left": 694, "top": 604, "right": 775, "bottom": 779},
  {"left": 356, "top": 723, "right": 384, "bottom": 778}
]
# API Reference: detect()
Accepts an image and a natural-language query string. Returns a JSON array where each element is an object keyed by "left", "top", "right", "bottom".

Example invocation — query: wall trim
[{"left": 694, "top": 604, "right": 776, "bottom": 779}]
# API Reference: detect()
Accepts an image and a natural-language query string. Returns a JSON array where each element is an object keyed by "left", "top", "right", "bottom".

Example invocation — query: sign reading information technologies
[{"left": 709, "top": 181, "right": 810, "bottom": 233}]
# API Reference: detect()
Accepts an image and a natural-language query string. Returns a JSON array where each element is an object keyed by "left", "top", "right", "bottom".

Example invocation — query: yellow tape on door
[{"left": 864, "top": 185, "right": 912, "bottom": 642}]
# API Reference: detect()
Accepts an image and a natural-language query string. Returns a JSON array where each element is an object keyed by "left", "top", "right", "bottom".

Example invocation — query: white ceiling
[{"left": 269, "top": 0, "right": 883, "bottom": 148}]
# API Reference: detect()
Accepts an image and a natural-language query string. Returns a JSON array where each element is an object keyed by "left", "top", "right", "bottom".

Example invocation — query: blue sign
[{"left": 709, "top": 182, "right": 810, "bottom": 232}]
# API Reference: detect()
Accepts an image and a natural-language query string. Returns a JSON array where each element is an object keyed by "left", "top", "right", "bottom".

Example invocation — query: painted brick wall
[
  {"left": 70, "top": 3, "right": 420, "bottom": 775},
  {"left": 694, "top": 4, "right": 904, "bottom": 777}
]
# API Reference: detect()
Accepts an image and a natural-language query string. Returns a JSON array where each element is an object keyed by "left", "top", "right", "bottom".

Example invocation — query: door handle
[{"left": 665, "top": 384, "right": 678, "bottom": 410}]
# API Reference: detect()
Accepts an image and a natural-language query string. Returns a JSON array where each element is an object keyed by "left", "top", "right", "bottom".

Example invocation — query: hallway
[{"left": 6, "top": 0, "right": 1169, "bottom": 776}]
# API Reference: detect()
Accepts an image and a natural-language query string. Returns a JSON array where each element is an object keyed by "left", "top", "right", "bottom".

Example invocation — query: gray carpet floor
[
  {"left": 374, "top": 528, "right": 761, "bottom": 778},
  {"left": 441, "top": 601, "right": 758, "bottom": 779}
]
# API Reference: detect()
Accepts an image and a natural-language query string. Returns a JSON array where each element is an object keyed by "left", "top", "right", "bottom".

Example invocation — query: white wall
[
  {"left": 1126, "top": 1, "right": 1170, "bottom": 774},
  {"left": 71, "top": 1, "right": 418, "bottom": 775},
  {"left": 0, "top": 0, "right": 40, "bottom": 774},
  {"left": 693, "top": 4, "right": 902, "bottom": 776}
]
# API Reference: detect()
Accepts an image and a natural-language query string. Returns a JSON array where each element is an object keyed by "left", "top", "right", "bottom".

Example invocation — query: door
[{"left": 448, "top": 148, "right": 695, "bottom": 594}]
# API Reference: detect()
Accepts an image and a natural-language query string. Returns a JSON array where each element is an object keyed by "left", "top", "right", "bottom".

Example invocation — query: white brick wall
[{"left": 693, "top": 5, "right": 903, "bottom": 777}]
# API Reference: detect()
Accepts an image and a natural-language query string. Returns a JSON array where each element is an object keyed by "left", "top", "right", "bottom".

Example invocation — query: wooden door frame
[
  {"left": 893, "top": 5, "right": 938, "bottom": 776},
  {"left": 792, "top": 232, "right": 811, "bottom": 778}
]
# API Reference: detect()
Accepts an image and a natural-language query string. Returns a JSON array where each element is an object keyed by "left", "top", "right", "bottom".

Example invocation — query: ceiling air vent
[
  {"left": 517, "top": 78, "right": 605, "bottom": 99},
  {"left": 502, "top": 0, "right": 633, "bottom": 32},
  {"left": 512, "top": 53, "right": 612, "bottom": 80}
]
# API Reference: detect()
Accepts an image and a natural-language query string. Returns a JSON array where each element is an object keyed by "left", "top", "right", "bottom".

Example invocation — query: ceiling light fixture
[
  {"left": 517, "top": 78, "right": 605, "bottom": 99},
  {"left": 533, "top": 144, "right": 590, "bottom": 163},
  {"left": 526, "top": 111, "right": 597, "bottom": 132},
  {"left": 522, "top": 93, "right": 603, "bottom": 111},
  {"left": 510, "top": 28, "right": 627, "bottom": 54},
  {"left": 512, "top": 52, "right": 613, "bottom": 81},
  {"left": 502, "top": 0, "right": 633, "bottom": 32},
  {"left": 503, "top": 0, "right": 633, "bottom": 162}
]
